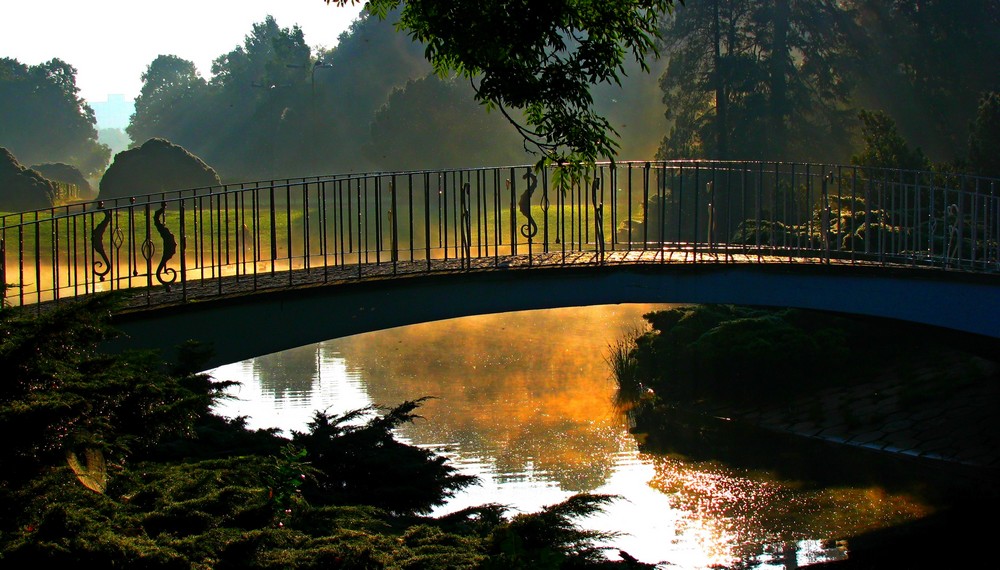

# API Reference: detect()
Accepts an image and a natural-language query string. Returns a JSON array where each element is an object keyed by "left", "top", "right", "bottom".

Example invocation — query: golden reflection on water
[
  {"left": 331, "top": 304, "right": 662, "bottom": 492},
  {"left": 646, "top": 455, "right": 931, "bottom": 568},
  {"left": 213, "top": 304, "right": 934, "bottom": 569}
]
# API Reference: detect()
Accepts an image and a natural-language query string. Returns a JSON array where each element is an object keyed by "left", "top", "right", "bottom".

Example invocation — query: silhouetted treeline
[
  {"left": 125, "top": 14, "right": 516, "bottom": 180},
  {"left": 5, "top": 3, "right": 997, "bottom": 190}
]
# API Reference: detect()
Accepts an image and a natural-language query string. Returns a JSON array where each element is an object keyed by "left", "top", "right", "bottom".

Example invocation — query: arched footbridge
[{"left": 3, "top": 160, "right": 998, "bottom": 367}]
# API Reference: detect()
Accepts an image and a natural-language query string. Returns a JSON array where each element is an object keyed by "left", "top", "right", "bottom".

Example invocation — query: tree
[
  {"left": 127, "top": 55, "right": 209, "bottom": 146},
  {"left": 98, "top": 138, "right": 221, "bottom": 199},
  {"left": 328, "top": 0, "right": 681, "bottom": 167},
  {"left": 967, "top": 92, "right": 1000, "bottom": 178},
  {"left": 212, "top": 15, "right": 312, "bottom": 90},
  {"left": 0, "top": 58, "right": 110, "bottom": 176},
  {"left": 849, "top": 1, "right": 1000, "bottom": 162},
  {"left": 366, "top": 74, "right": 528, "bottom": 170},
  {"left": 28, "top": 162, "right": 93, "bottom": 199},
  {"left": 656, "top": 0, "right": 858, "bottom": 161},
  {"left": 850, "top": 109, "right": 927, "bottom": 172}
]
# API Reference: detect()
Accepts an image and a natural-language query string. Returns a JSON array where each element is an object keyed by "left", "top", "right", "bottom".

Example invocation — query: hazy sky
[{"left": 0, "top": 0, "right": 365, "bottom": 103}]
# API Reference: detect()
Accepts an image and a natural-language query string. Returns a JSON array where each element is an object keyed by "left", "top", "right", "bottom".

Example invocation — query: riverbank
[
  {"left": 618, "top": 305, "right": 1000, "bottom": 469},
  {"left": 617, "top": 304, "right": 1000, "bottom": 568},
  {"left": 674, "top": 352, "right": 1000, "bottom": 469}
]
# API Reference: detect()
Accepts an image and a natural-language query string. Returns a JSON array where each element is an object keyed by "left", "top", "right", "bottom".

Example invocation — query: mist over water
[{"left": 211, "top": 304, "right": 930, "bottom": 569}]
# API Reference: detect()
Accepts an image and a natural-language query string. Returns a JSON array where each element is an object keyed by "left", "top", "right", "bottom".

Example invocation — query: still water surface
[{"left": 210, "top": 305, "right": 928, "bottom": 569}]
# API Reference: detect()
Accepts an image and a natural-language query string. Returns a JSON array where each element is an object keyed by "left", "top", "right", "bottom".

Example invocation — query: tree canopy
[
  {"left": 329, "top": 0, "right": 681, "bottom": 166},
  {"left": 850, "top": 0, "right": 1000, "bottom": 161},
  {"left": 0, "top": 58, "right": 110, "bottom": 176},
  {"left": 656, "top": 0, "right": 858, "bottom": 162}
]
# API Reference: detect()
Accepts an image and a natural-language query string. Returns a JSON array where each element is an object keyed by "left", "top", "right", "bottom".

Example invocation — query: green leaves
[
  {"left": 0, "top": 295, "right": 221, "bottom": 489},
  {"left": 291, "top": 398, "right": 477, "bottom": 515},
  {"left": 332, "top": 1, "right": 678, "bottom": 167},
  {"left": 0, "top": 57, "right": 109, "bottom": 177}
]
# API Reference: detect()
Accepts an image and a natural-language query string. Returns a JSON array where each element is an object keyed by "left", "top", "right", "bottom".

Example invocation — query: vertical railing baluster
[
  {"left": 391, "top": 175, "right": 399, "bottom": 273},
  {"left": 357, "top": 179, "right": 363, "bottom": 277},
  {"left": 180, "top": 198, "right": 188, "bottom": 300},
  {"left": 407, "top": 174, "right": 415, "bottom": 264},
  {"left": 425, "top": 172, "right": 432, "bottom": 270}
]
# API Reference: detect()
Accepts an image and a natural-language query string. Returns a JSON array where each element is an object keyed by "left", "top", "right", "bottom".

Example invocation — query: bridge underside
[{"left": 110, "top": 262, "right": 1000, "bottom": 368}]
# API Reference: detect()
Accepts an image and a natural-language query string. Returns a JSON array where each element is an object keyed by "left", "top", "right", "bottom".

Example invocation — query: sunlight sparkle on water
[{"left": 203, "top": 306, "right": 931, "bottom": 569}]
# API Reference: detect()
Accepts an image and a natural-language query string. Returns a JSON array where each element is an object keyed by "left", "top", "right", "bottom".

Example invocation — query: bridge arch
[{"left": 112, "top": 263, "right": 1000, "bottom": 369}]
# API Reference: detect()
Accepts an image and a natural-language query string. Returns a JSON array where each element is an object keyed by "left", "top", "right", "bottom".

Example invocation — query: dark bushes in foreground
[{"left": 0, "top": 295, "right": 645, "bottom": 568}]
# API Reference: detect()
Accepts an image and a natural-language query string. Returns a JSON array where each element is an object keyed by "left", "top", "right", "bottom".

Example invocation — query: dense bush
[
  {"left": 98, "top": 138, "right": 221, "bottom": 200},
  {"left": 0, "top": 146, "right": 56, "bottom": 211},
  {"left": 0, "top": 295, "right": 642, "bottom": 568}
]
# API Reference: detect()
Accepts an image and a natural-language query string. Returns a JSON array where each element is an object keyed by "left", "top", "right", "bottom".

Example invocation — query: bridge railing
[{"left": 2, "top": 161, "right": 998, "bottom": 309}]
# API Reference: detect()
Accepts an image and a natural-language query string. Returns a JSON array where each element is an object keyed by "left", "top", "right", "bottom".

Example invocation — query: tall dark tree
[
  {"left": 850, "top": 0, "right": 1000, "bottom": 162},
  {"left": 211, "top": 15, "right": 312, "bottom": 90},
  {"left": 656, "top": 0, "right": 858, "bottom": 161},
  {"left": 207, "top": 16, "right": 326, "bottom": 178},
  {"left": 0, "top": 58, "right": 110, "bottom": 176},
  {"left": 968, "top": 92, "right": 1000, "bottom": 178}
]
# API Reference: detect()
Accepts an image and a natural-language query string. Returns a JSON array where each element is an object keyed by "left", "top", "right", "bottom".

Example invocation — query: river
[{"left": 209, "top": 304, "right": 932, "bottom": 569}]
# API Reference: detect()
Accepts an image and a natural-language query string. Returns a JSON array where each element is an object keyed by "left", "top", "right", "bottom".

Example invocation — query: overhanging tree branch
[{"left": 327, "top": 0, "right": 681, "bottom": 167}]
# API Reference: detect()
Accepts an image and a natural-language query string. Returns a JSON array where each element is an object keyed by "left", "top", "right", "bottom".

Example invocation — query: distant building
[{"left": 90, "top": 94, "right": 135, "bottom": 130}]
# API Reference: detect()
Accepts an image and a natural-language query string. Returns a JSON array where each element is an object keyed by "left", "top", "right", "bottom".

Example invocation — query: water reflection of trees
[
  {"left": 251, "top": 344, "right": 320, "bottom": 401},
  {"left": 325, "top": 305, "right": 669, "bottom": 493}
]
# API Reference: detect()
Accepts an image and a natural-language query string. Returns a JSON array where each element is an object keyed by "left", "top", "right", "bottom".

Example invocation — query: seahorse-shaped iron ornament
[
  {"left": 592, "top": 177, "right": 605, "bottom": 258},
  {"left": 519, "top": 171, "right": 538, "bottom": 239},
  {"left": 153, "top": 203, "right": 178, "bottom": 290},
  {"left": 92, "top": 208, "right": 112, "bottom": 281}
]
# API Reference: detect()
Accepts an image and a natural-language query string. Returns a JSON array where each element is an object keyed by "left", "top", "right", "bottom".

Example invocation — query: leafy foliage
[
  {"left": 851, "top": 110, "right": 928, "bottom": 172},
  {"left": 126, "top": 14, "right": 438, "bottom": 180},
  {"left": 366, "top": 74, "right": 528, "bottom": 170},
  {"left": 291, "top": 398, "right": 476, "bottom": 515},
  {"left": 331, "top": 0, "right": 680, "bottom": 167},
  {"left": 624, "top": 305, "right": 855, "bottom": 404},
  {"left": 657, "top": 0, "right": 858, "bottom": 161},
  {"left": 0, "top": 146, "right": 56, "bottom": 212},
  {"left": 848, "top": 0, "right": 1000, "bottom": 162},
  {"left": 482, "top": 494, "right": 629, "bottom": 569},
  {"left": 28, "top": 162, "right": 93, "bottom": 199},
  {"left": 127, "top": 55, "right": 210, "bottom": 149},
  {"left": 0, "top": 295, "right": 220, "bottom": 488},
  {"left": 968, "top": 92, "right": 1000, "bottom": 178},
  {"left": 0, "top": 58, "right": 110, "bottom": 176},
  {"left": 0, "top": 301, "right": 638, "bottom": 567},
  {"left": 98, "top": 138, "right": 221, "bottom": 199}
]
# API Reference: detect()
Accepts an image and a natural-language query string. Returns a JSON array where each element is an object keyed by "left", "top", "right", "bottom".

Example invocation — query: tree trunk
[
  {"left": 769, "top": 0, "right": 790, "bottom": 158},
  {"left": 713, "top": 0, "right": 728, "bottom": 160}
]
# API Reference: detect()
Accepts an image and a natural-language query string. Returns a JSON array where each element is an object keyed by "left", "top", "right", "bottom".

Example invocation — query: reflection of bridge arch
[{"left": 2, "top": 161, "right": 997, "bottom": 363}]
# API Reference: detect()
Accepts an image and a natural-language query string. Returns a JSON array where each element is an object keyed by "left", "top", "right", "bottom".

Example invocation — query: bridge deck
[{"left": 99, "top": 248, "right": 977, "bottom": 314}]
